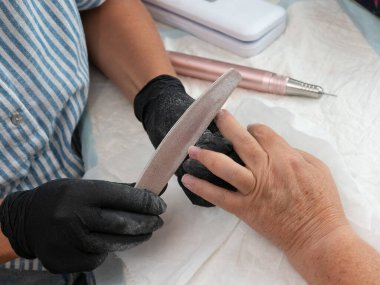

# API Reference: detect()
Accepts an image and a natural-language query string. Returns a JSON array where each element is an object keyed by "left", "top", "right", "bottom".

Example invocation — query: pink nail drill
[{"left": 168, "top": 51, "right": 336, "bottom": 99}]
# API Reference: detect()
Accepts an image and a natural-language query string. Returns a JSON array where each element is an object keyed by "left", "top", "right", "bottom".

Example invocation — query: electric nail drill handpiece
[{"left": 168, "top": 51, "right": 336, "bottom": 99}]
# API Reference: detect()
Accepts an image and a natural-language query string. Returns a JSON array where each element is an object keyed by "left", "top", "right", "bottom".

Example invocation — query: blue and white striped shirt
[{"left": 0, "top": 0, "right": 106, "bottom": 274}]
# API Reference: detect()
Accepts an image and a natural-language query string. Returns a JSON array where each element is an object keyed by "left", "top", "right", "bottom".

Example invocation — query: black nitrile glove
[
  {"left": 0, "top": 179, "right": 166, "bottom": 273},
  {"left": 134, "top": 75, "right": 243, "bottom": 207}
]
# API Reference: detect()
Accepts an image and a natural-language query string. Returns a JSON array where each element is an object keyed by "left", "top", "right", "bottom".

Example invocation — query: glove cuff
[
  {"left": 133, "top": 75, "right": 186, "bottom": 123},
  {"left": 0, "top": 191, "right": 36, "bottom": 259}
]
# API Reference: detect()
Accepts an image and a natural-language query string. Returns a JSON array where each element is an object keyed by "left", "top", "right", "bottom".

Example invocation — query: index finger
[{"left": 215, "top": 110, "right": 266, "bottom": 170}]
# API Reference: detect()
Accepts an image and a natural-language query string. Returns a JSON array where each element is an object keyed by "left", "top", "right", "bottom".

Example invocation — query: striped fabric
[
  {"left": 0, "top": 0, "right": 106, "bottom": 274},
  {"left": 4, "top": 258, "right": 43, "bottom": 272}
]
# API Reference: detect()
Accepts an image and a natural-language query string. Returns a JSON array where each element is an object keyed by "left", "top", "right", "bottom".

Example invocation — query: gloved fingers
[
  {"left": 207, "top": 121, "right": 219, "bottom": 133},
  {"left": 81, "top": 232, "right": 152, "bottom": 254},
  {"left": 84, "top": 180, "right": 167, "bottom": 215},
  {"left": 81, "top": 209, "right": 164, "bottom": 235},
  {"left": 42, "top": 249, "right": 108, "bottom": 274},
  {"left": 195, "top": 130, "right": 232, "bottom": 154},
  {"left": 69, "top": 217, "right": 154, "bottom": 254},
  {"left": 127, "top": 182, "right": 167, "bottom": 195},
  {"left": 111, "top": 181, "right": 166, "bottom": 196},
  {"left": 182, "top": 158, "right": 207, "bottom": 177}
]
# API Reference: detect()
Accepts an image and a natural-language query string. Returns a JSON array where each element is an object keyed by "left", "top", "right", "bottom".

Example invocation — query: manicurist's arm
[
  {"left": 0, "top": 199, "right": 17, "bottom": 264},
  {"left": 81, "top": 0, "right": 176, "bottom": 100}
]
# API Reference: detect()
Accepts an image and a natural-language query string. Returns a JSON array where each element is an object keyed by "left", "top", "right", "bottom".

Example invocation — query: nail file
[{"left": 136, "top": 69, "right": 242, "bottom": 194}]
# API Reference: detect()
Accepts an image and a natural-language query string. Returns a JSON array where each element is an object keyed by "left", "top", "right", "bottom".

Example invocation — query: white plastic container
[{"left": 143, "top": 0, "right": 287, "bottom": 57}]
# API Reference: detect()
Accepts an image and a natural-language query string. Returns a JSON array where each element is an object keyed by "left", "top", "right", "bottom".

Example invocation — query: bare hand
[{"left": 181, "top": 110, "right": 349, "bottom": 257}]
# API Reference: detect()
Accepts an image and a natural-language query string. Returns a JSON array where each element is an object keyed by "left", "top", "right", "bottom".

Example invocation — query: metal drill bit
[
  {"left": 323, "top": 93, "right": 338, "bottom": 97},
  {"left": 286, "top": 78, "right": 336, "bottom": 99}
]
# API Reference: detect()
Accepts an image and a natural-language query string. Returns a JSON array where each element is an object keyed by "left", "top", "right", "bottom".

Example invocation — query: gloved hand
[
  {"left": 0, "top": 179, "right": 166, "bottom": 273},
  {"left": 134, "top": 75, "right": 243, "bottom": 207}
]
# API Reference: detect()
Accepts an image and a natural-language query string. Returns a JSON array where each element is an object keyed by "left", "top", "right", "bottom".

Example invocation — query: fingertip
[
  {"left": 146, "top": 191, "right": 167, "bottom": 214},
  {"left": 188, "top": 145, "right": 200, "bottom": 159},
  {"left": 215, "top": 109, "right": 226, "bottom": 123},
  {"left": 157, "top": 196, "right": 167, "bottom": 213},
  {"left": 137, "top": 188, "right": 168, "bottom": 214},
  {"left": 181, "top": 174, "right": 195, "bottom": 190},
  {"left": 157, "top": 216, "right": 164, "bottom": 229},
  {"left": 148, "top": 215, "right": 165, "bottom": 232},
  {"left": 181, "top": 174, "right": 206, "bottom": 198},
  {"left": 216, "top": 107, "right": 233, "bottom": 119}
]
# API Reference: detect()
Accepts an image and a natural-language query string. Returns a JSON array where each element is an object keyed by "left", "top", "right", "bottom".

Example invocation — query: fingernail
[
  {"left": 181, "top": 174, "right": 194, "bottom": 189},
  {"left": 215, "top": 109, "right": 225, "bottom": 122},
  {"left": 188, "top": 146, "right": 200, "bottom": 159}
]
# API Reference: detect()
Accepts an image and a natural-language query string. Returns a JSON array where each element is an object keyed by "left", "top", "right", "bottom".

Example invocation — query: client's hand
[
  {"left": 182, "top": 109, "right": 380, "bottom": 285},
  {"left": 181, "top": 109, "right": 349, "bottom": 256}
]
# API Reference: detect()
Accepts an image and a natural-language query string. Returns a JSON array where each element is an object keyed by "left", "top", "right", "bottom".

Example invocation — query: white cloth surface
[{"left": 85, "top": 0, "right": 380, "bottom": 284}]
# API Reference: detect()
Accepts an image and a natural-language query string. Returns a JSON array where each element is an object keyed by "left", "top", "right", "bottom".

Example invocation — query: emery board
[
  {"left": 143, "top": 0, "right": 286, "bottom": 57},
  {"left": 136, "top": 69, "right": 242, "bottom": 194}
]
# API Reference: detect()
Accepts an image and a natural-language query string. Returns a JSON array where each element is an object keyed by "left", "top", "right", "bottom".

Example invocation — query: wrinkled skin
[{"left": 181, "top": 110, "right": 348, "bottom": 255}]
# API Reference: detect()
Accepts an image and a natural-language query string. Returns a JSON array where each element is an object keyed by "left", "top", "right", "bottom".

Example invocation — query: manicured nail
[
  {"left": 181, "top": 174, "right": 194, "bottom": 189},
  {"left": 188, "top": 146, "right": 200, "bottom": 159},
  {"left": 215, "top": 109, "right": 225, "bottom": 122}
]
